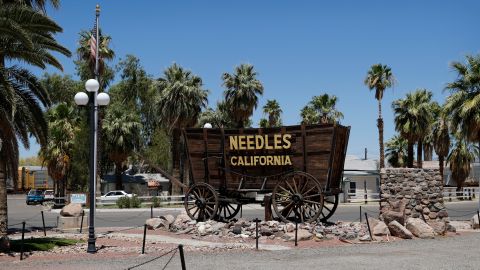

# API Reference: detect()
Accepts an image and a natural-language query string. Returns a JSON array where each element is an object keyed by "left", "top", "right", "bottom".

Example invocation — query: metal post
[
  {"left": 20, "top": 221, "right": 25, "bottom": 260},
  {"left": 178, "top": 244, "right": 186, "bottom": 270},
  {"left": 87, "top": 4, "right": 100, "bottom": 254},
  {"left": 469, "top": 189, "right": 472, "bottom": 200},
  {"left": 80, "top": 211, "right": 85, "bottom": 233},
  {"left": 255, "top": 218, "right": 259, "bottom": 250},
  {"left": 150, "top": 205, "right": 153, "bottom": 219},
  {"left": 364, "top": 180, "right": 367, "bottom": 204},
  {"left": 295, "top": 220, "right": 298, "bottom": 247},
  {"left": 142, "top": 224, "right": 147, "bottom": 254},
  {"left": 359, "top": 206, "right": 362, "bottom": 222},
  {"left": 477, "top": 210, "right": 480, "bottom": 230},
  {"left": 240, "top": 204, "right": 243, "bottom": 218},
  {"left": 420, "top": 211, "right": 427, "bottom": 223},
  {"left": 41, "top": 210, "right": 46, "bottom": 236},
  {"left": 364, "top": 213, "right": 372, "bottom": 241}
]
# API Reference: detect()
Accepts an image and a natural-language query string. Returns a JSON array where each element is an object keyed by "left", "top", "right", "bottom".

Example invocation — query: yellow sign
[{"left": 228, "top": 134, "right": 293, "bottom": 166}]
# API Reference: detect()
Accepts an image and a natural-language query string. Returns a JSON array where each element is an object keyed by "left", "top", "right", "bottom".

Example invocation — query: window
[
  {"left": 105, "top": 192, "right": 114, "bottom": 196},
  {"left": 349, "top": 182, "right": 356, "bottom": 195}
]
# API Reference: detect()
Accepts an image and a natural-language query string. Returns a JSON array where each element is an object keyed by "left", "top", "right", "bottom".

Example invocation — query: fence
[
  {"left": 96, "top": 195, "right": 187, "bottom": 206},
  {"left": 442, "top": 187, "right": 479, "bottom": 202},
  {"left": 346, "top": 191, "right": 380, "bottom": 204}
]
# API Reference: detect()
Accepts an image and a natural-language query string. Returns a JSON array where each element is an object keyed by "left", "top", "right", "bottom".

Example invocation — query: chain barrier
[
  {"left": 8, "top": 211, "right": 43, "bottom": 227},
  {"left": 127, "top": 247, "right": 178, "bottom": 270}
]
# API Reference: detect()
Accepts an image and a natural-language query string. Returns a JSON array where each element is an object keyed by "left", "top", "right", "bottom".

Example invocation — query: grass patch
[{"left": 10, "top": 238, "right": 81, "bottom": 252}]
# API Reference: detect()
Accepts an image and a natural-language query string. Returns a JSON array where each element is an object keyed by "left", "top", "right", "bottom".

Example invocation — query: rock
[
  {"left": 446, "top": 222, "right": 456, "bottom": 233},
  {"left": 359, "top": 235, "right": 371, "bottom": 241},
  {"left": 172, "top": 214, "right": 191, "bottom": 229},
  {"left": 159, "top": 215, "right": 175, "bottom": 225},
  {"left": 260, "top": 228, "right": 273, "bottom": 236},
  {"left": 437, "top": 210, "right": 448, "bottom": 218},
  {"left": 367, "top": 217, "right": 380, "bottom": 229},
  {"left": 232, "top": 224, "right": 242, "bottom": 235},
  {"left": 284, "top": 223, "right": 295, "bottom": 233},
  {"left": 211, "top": 222, "right": 226, "bottom": 233},
  {"left": 197, "top": 224, "right": 207, "bottom": 235},
  {"left": 428, "top": 212, "right": 437, "bottom": 219},
  {"left": 268, "top": 235, "right": 276, "bottom": 240},
  {"left": 60, "top": 203, "right": 83, "bottom": 217},
  {"left": 267, "top": 221, "right": 279, "bottom": 227},
  {"left": 382, "top": 210, "right": 405, "bottom": 226},
  {"left": 428, "top": 221, "right": 446, "bottom": 236},
  {"left": 315, "top": 233, "right": 324, "bottom": 240},
  {"left": 448, "top": 221, "right": 472, "bottom": 231},
  {"left": 388, "top": 221, "right": 413, "bottom": 239},
  {"left": 405, "top": 218, "right": 435, "bottom": 239},
  {"left": 471, "top": 214, "right": 480, "bottom": 229},
  {"left": 372, "top": 221, "right": 389, "bottom": 236},
  {"left": 146, "top": 218, "right": 163, "bottom": 230},
  {"left": 282, "top": 229, "right": 313, "bottom": 241}
]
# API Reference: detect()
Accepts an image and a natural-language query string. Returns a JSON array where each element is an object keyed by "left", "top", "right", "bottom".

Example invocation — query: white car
[{"left": 100, "top": 190, "right": 133, "bottom": 201}]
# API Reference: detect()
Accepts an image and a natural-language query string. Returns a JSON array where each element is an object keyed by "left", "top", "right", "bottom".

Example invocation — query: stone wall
[{"left": 380, "top": 168, "right": 448, "bottom": 222}]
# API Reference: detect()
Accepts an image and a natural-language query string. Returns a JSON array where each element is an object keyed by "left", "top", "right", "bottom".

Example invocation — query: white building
[{"left": 341, "top": 155, "right": 379, "bottom": 203}]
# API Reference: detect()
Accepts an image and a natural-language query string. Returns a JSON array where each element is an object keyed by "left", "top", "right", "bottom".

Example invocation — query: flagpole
[{"left": 87, "top": 4, "right": 100, "bottom": 254}]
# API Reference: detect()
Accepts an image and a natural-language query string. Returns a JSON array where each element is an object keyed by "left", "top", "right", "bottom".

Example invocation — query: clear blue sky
[{"left": 20, "top": 0, "right": 480, "bottom": 159}]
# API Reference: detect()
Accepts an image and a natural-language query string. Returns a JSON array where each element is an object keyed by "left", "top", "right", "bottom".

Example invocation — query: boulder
[
  {"left": 284, "top": 223, "right": 295, "bottom": 233},
  {"left": 60, "top": 203, "right": 84, "bottom": 217},
  {"left": 382, "top": 210, "right": 405, "bottom": 225},
  {"left": 232, "top": 224, "right": 242, "bottom": 234},
  {"left": 428, "top": 221, "right": 446, "bottom": 236},
  {"left": 282, "top": 229, "right": 313, "bottom": 241},
  {"left": 146, "top": 218, "right": 163, "bottom": 230},
  {"left": 388, "top": 221, "right": 413, "bottom": 239},
  {"left": 471, "top": 214, "right": 480, "bottom": 229},
  {"left": 367, "top": 217, "right": 380, "bottom": 229},
  {"left": 405, "top": 218, "right": 435, "bottom": 239},
  {"left": 448, "top": 221, "right": 471, "bottom": 231},
  {"left": 172, "top": 214, "right": 191, "bottom": 229},
  {"left": 373, "top": 221, "right": 389, "bottom": 236},
  {"left": 159, "top": 214, "right": 175, "bottom": 226}
]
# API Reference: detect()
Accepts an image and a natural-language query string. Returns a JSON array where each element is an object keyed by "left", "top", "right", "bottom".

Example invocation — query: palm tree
[
  {"left": 157, "top": 63, "right": 208, "bottom": 193},
  {"left": 259, "top": 118, "right": 269, "bottom": 128},
  {"left": 222, "top": 64, "right": 264, "bottom": 128},
  {"left": 448, "top": 138, "right": 476, "bottom": 192},
  {"left": 262, "top": 99, "right": 282, "bottom": 127},
  {"left": 103, "top": 104, "right": 142, "bottom": 190},
  {"left": 40, "top": 103, "right": 79, "bottom": 199},
  {"left": 364, "top": 64, "right": 395, "bottom": 168},
  {"left": 0, "top": 2, "right": 70, "bottom": 249},
  {"left": 432, "top": 113, "right": 450, "bottom": 183},
  {"left": 385, "top": 135, "right": 408, "bottom": 168},
  {"left": 392, "top": 89, "right": 434, "bottom": 168},
  {"left": 444, "top": 54, "right": 480, "bottom": 152},
  {"left": 300, "top": 94, "right": 343, "bottom": 125}
]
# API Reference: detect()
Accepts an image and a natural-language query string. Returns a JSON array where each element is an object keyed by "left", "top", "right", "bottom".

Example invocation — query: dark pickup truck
[{"left": 26, "top": 189, "right": 44, "bottom": 205}]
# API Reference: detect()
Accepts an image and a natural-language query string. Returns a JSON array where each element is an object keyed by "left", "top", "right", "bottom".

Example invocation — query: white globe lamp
[
  {"left": 85, "top": 79, "right": 100, "bottom": 92},
  {"left": 74, "top": 92, "right": 89, "bottom": 106},
  {"left": 97, "top": 92, "right": 110, "bottom": 106}
]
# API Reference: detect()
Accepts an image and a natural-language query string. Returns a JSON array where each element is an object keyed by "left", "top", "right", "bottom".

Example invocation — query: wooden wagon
[{"left": 182, "top": 124, "right": 350, "bottom": 223}]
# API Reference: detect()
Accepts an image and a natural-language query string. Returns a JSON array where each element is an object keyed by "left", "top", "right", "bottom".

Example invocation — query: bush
[
  {"left": 151, "top": 196, "right": 160, "bottom": 207},
  {"left": 116, "top": 196, "right": 142, "bottom": 208},
  {"left": 116, "top": 196, "right": 130, "bottom": 209}
]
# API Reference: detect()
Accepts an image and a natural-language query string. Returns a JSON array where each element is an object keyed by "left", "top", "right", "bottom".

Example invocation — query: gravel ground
[{"left": 2, "top": 231, "right": 480, "bottom": 270}]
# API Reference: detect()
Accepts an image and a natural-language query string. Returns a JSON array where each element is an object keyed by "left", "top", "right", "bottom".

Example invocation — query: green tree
[
  {"left": 432, "top": 112, "right": 450, "bottom": 183},
  {"left": 423, "top": 102, "right": 441, "bottom": 161},
  {"left": 262, "top": 99, "right": 282, "bottom": 127},
  {"left": 0, "top": 1, "right": 70, "bottom": 250},
  {"left": 385, "top": 135, "right": 408, "bottom": 168},
  {"left": 156, "top": 63, "right": 208, "bottom": 193},
  {"left": 447, "top": 138, "right": 476, "bottom": 192},
  {"left": 300, "top": 94, "right": 343, "bottom": 125},
  {"left": 103, "top": 104, "right": 142, "bottom": 190},
  {"left": 40, "top": 103, "right": 79, "bottom": 199},
  {"left": 392, "top": 89, "right": 434, "bottom": 168},
  {"left": 222, "top": 64, "right": 264, "bottom": 128},
  {"left": 444, "top": 55, "right": 480, "bottom": 152},
  {"left": 40, "top": 73, "right": 81, "bottom": 105},
  {"left": 364, "top": 64, "right": 395, "bottom": 169}
]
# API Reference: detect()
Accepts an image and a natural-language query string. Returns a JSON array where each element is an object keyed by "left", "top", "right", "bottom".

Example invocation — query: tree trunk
[
  {"left": 407, "top": 140, "right": 414, "bottom": 168},
  {"left": 439, "top": 155, "right": 444, "bottom": 184},
  {"left": 417, "top": 140, "right": 423, "bottom": 168},
  {"left": 115, "top": 161, "right": 123, "bottom": 190},
  {"left": 171, "top": 128, "right": 181, "bottom": 195},
  {"left": 237, "top": 120, "right": 244, "bottom": 129},
  {"left": 423, "top": 144, "right": 433, "bottom": 161},
  {"left": 377, "top": 117, "right": 385, "bottom": 168},
  {"left": 0, "top": 157, "right": 9, "bottom": 251}
]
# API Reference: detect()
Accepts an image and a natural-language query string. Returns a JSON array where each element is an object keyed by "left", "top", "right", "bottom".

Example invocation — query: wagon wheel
[
  {"left": 320, "top": 194, "right": 339, "bottom": 222},
  {"left": 272, "top": 171, "right": 324, "bottom": 223},
  {"left": 216, "top": 200, "right": 241, "bottom": 221},
  {"left": 184, "top": 183, "right": 219, "bottom": 221}
]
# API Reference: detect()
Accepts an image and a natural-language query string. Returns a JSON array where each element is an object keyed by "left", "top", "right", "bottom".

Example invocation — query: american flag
[{"left": 89, "top": 19, "right": 97, "bottom": 59}]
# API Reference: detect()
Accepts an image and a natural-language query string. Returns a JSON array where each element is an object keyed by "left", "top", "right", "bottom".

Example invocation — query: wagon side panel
[
  {"left": 304, "top": 126, "right": 334, "bottom": 188},
  {"left": 327, "top": 126, "right": 350, "bottom": 193}
]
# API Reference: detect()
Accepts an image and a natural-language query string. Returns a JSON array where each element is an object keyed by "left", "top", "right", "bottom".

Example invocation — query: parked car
[
  {"left": 100, "top": 190, "right": 134, "bottom": 201},
  {"left": 26, "top": 189, "right": 44, "bottom": 205},
  {"left": 43, "top": 190, "right": 54, "bottom": 201}
]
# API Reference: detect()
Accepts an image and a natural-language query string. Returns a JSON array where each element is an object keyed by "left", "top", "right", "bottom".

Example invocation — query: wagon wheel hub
[
  {"left": 291, "top": 194, "right": 304, "bottom": 205},
  {"left": 195, "top": 198, "right": 207, "bottom": 209}
]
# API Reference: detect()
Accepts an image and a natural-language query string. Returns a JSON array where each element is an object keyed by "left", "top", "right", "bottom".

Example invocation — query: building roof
[{"left": 343, "top": 155, "right": 379, "bottom": 175}]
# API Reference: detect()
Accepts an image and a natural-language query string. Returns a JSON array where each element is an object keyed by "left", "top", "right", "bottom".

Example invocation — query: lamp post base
[{"left": 87, "top": 227, "right": 96, "bottom": 253}]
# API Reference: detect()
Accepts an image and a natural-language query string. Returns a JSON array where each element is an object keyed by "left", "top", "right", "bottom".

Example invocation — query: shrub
[
  {"left": 129, "top": 196, "right": 141, "bottom": 208},
  {"left": 116, "top": 196, "right": 130, "bottom": 209},
  {"left": 151, "top": 196, "right": 160, "bottom": 207}
]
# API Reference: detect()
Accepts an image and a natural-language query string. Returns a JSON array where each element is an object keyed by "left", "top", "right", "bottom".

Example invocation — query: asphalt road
[{"left": 7, "top": 194, "right": 480, "bottom": 231}]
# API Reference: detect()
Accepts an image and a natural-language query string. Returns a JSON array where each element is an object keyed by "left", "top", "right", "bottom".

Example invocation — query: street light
[
  {"left": 74, "top": 78, "right": 109, "bottom": 253},
  {"left": 203, "top": 123, "right": 213, "bottom": 129}
]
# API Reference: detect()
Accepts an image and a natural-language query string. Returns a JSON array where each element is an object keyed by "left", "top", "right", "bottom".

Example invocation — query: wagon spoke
[
  {"left": 192, "top": 207, "right": 199, "bottom": 218},
  {"left": 302, "top": 185, "right": 317, "bottom": 196},
  {"left": 303, "top": 194, "right": 320, "bottom": 199},
  {"left": 192, "top": 190, "right": 201, "bottom": 200},
  {"left": 300, "top": 206, "right": 305, "bottom": 223},
  {"left": 323, "top": 205, "right": 332, "bottom": 212},
  {"left": 285, "top": 181, "right": 296, "bottom": 194},
  {"left": 304, "top": 199, "right": 322, "bottom": 205},
  {"left": 291, "top": 176, "right": 298, "bottom": 193}
]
